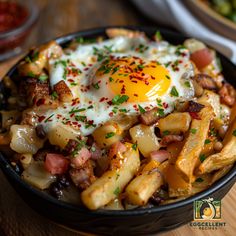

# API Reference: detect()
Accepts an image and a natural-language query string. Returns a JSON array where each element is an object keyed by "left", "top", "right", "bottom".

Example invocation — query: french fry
[
  {"left": 81, "top": 143, "right": 140, "bottom": 210},
  {"left": 163, "top": 162, "right": 191, "bottom": 197},
  {"left": 210, "top": 164, "right": 233, "bottom": 184},
  {"left": 191, "top": 174, "right": 212, "bottom": 195},
  {"left": 176, "top": 106, "right": 214, "bottom": 182},
  {"left": 125, "top": 160, "right": 163, "bottom": 206},
  {"left": 198, "top": 118, "right": 236, "bottom": 174}
]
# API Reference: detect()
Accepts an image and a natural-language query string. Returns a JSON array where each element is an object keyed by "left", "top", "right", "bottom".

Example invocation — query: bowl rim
[
  {"left": 0, "top": 0, "right": 39, "bottom": 39},
  {"left": 0, "top": 25, "right": 236, "bottom": 217},
  {"left": 187, "top": 0, "right": 236, "bottom": 30}
]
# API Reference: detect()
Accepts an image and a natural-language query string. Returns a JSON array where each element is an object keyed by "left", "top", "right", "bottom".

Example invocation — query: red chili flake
[
  {"left": 70, "top": 113, "right": 75, "bottom": 118},
  {"left": 133, "top": 104, "right": 137, "bottom": 108},
  {"left": 119, "top": 80, "right": 124, "bottom": 83},
  {"left": 189, "top": 112, "right": 201, "bottom": 120},
  {"left": 78, "top": 124, "right": 81, "bottom": 127},
  {"left": 151, "top": 65, "right": 156, "bottom": 68},
  {"left": 121, "top": 85, "right": 126, "bottom": 94},
  {"left": 100, "top": 97, "right": 106, "bottom": 102},
  {"left": 68, "top": 79, "right": 74, "bottom": 83},
  {"left": 131, "top": 80, "right": 138, "bottom": 83},
  {"left": 134, "top": 93, "right": 138, "bottom": 97},
  {"left": 181, "top": 53, "right": 187, "bottom": 57},
  {"left": 179, "top": 60, "right": 183, "bottom": 63},
  {"left": 151, "top": 75, "right": 155, "bottom": 80},
  {"left": 38, "top": 116, "right": 46, "bottom": 122},
  {"left": 145, "top": 81, "right": 149, "bottom": 85},
  {"left": 163, "top": 102, "right": 169, "bottom": 109},
  {"left": 89, "top": 101, "right": 92, "bottom": 104},
  {"left": 109, "top": 112, "right": 113, "bottom": 117},
  {"left": 88, "top": 64, "right": 93, "bottom": 66},
  {"left": 84, "top": 67, "right": 89, "bottom": 71},
  {"left": 107, "top": 101, "right": 112, "bottom": 105},
  {"left": 36, "top": 98, "right": 45, "bottom": 106},
  {"left": 72, "top": 122, "right": 78, "bottom": 125}
]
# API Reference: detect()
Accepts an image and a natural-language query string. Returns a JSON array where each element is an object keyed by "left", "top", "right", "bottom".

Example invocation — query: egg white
[{"left": 41, "top": 36, "right": 195, "bottom": 136}]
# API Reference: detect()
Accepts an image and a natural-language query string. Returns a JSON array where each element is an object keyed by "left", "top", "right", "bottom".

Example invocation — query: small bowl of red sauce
[{"left": 0, "top": 0, "right": 39, "bottom": 61}]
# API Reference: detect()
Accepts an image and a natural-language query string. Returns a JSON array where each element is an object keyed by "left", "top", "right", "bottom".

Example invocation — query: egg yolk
[{"left": 96, "top": 57, "right": 171, "bottom": 102}]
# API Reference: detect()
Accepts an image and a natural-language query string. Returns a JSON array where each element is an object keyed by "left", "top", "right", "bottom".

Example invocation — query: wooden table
[{"left": 0, "top": 0, "right": 235, "bottom": 235}]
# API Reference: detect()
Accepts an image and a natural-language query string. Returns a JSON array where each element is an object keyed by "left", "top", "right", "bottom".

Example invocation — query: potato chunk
[
  {"left": 158, "top": 112, "right": 191, "bottom": 135},
  {"left": 48, "top": 123, "right": 81, "bottom": 149},
  {"left": 54, "top": 80, "right": 73, "bottom": 103},
  {"left": 81, "top": 143, "right": 140, "bottom": 210},
  {"left": 10, "top": 125, "right": 44, "bottom": 154},
  {"left": 129, "top": 124, "right": 160, "bottom": 157}
]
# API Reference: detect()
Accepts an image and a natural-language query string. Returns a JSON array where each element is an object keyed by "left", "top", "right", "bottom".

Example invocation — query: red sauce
[{"left": 0, "top": 1, "right": 28, "bottom": 33}]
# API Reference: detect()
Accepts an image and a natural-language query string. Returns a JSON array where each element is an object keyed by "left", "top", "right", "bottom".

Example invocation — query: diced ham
[
  {"left": 150, "top": 150, "right": 170, "bottom": 163},
  {"left": 160, "top": 135, "right": 184, "bottom": 146},
  {"left": 44, "top": 153, "right": 69, "bottom": 175},
  {"left": 70, "top": 147, "right": 91, "bottom": 169},
  {"left": 90, "top": 143, "right": 102, "bottom": 160},
  {"left": 190, "top": 48, "right": 213, "bottom": 70},
  {"left": 108, "top": 141, "right": 127, "bottom": 159}
]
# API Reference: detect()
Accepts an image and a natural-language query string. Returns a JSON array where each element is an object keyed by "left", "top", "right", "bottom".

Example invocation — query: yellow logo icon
[{"left": 194, "top": 198, "right": 221, "bottom": 220}]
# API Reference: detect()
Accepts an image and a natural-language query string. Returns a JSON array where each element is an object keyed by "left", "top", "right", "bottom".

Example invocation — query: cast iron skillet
[{"left": 0, "top": 26, "right": 236, "bottom": 236}]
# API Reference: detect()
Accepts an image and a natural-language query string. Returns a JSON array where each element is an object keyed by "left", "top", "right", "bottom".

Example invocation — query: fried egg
[{"left": 42, "top": 36, "right": 195, "bottom": 135}]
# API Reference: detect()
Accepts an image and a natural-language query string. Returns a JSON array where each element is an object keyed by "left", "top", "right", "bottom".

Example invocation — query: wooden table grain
[{"left": 0, "top": 0, "right": 235, "bottom": 235}]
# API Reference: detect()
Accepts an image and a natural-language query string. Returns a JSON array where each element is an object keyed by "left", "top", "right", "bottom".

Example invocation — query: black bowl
[{"left": 0, "top": 26, "right": 236, "bottom": 236}]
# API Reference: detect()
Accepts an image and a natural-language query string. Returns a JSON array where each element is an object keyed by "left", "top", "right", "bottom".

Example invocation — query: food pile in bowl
[{"left": 0, "top": 28, "right": 235, "bottom": 211}]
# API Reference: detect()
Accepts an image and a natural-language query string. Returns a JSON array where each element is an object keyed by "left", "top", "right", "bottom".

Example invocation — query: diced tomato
[
  {"left": 190, "top": 48, "right": 213, "bottom": 70},
  {"left": 150, "top": 150, "right": 170, "bottom": 163},
  {"left": 44, "top": 153, "right": 69, "bottom": 175},
  {"left": 109, "top": 141, "right": 127, "bottom": 159},
  {"left": 70, "top": 147, "right": 91, "bottom": 168}
]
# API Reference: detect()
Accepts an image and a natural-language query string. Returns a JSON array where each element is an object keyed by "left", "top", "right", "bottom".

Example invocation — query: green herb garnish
[
  {"left": 170, "top": 86, "right": 179, "bottom": 97},
  {"left": 112, "top": 95, "right": 129, "bottom": 105}
]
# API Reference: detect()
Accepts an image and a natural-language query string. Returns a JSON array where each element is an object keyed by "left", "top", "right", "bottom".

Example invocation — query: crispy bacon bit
[
  {"left": 186, "top": 101, "right": 205, "bottom": 113},
  {"left": 160, "top": 135, "right": 184, "bottom": 146},
  {"left": 54, "top": 80, "right": 73, "bottom": 102},
  {"left": 35, "top": 125, "right": 46, "bottom": 139},
  {"left": 219, "top": 83, "right": 236, "bottom": 107},
  {"left": 150, "top": 150, "right": 170, "bottom": 163},
  {"left": 192, "top": 74, "right": 217, "bottom": 90},
  {"left": 69, "top": 161, "right": 96, "bottom": 190},
  {"left": 189, "top": 112, "right": 201, "bottom": 120},
  {"left": 139, "top": 107, "right": 159, "bottom": 125}
]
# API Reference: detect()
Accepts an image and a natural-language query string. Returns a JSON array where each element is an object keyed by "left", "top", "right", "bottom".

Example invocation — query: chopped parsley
[
  {"left": 209, "top": 128, "right": 217, "bottom": 137},
  {"left": 165, "top": 75, "right": 170, "bottom": 80},
  {"left": 155, "top": 31, "right": 163, "bottom": 41},
  {"left": 76, "top": 37, "right": 96, "bottom": 44},
  {"left": 75, "top": 115, "right": 86, "bottom": 122},
  {"left": 204, "top": 139, "right": 211, "bottom": 145},
  {"left": 51, "top": 91, "right": 58, "bottom": 100},
  {"left": 119, "top": 108, "right": 127, "bottom": 113},
  {"left": 199, "top": 154, "right": 206, "bottom": 163},
  {"left": 105, "top": 132, "right": 115, "bottom": 139},
  {"left": 132, "top": 142, "right": 137, "bottom": 151},
  {"left": 44, "top": 114, "right": 54, "bottom": 123},
  {"left": 163, "top": 130, "right": 170, "bottom": 136},
  {"left": 113, "top": 187, "right": 121, "bottom": 197},
  {"left": 175, "top": 45, "right": 187, "bottom": 56},
  {"left": 112, "top": 95, "right": 129, "bottom": 105},
  {"left": 170, "top": 86, "right": 179, "bottom": 97},
  {"left": 39, "top": 74, "right": 48, "bottom": 82},
  {"left": 27, "top": 71, "right": 36, "bottom": 78},
  {"left": 92, "top": 82, "right": 100, "bottom": 90},
  {"left": 233, "top": 129, "right": 236, "bottom": 136},
  {"left": 138, "top": 104, "right": 145, "bottom": 114},
  {"left": 69, "top": 108, "right": 86, "bottom": 114},
  {"left": 184, "top": 81, "right": 191, "bottom": 88},
  {"left": 109, "top": 77, "right": 114, "bottom": 82},
  {"left": 157, "top": 108, "right": 165, "bottom": 117},
  {"left": 195, "top": 177, "right": 204, "bottom": 183},
  {"left": 190, "top": 128, "right": 197, "bottom": 134}
]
